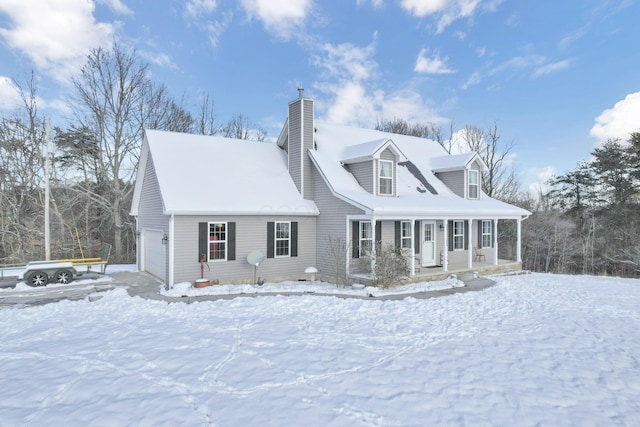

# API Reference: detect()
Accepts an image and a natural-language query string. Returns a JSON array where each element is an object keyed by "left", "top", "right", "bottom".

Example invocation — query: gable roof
[
  {"left": 430, "top": 152, "right": 487, "bottom": 172},
  {"left": 341, "top": 138, "right": 407, "bottom": 164},
  {"left": 310, "top": 123, "right": 529, "bottom": 219},
  {"left": 131, "top": 130, "right": 319, "bottom": 216}
]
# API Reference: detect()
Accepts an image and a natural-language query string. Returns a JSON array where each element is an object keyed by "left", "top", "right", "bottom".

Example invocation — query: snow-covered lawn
[{"left": 1, "top": 273, "right": 639, "bottom": 426}]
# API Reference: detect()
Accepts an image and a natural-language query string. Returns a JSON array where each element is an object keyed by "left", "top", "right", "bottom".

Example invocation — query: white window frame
[
  {"left": 468, "top": 170, "right": 479, "bottom": 199},
  {"left": 453, "top": 220, "right": 465, "bottom": 251},
  {"left": 359, "top": 221, "right": 373, "bottom": 257},
  {"left": 378, "top": 160, "right": 393, "bottom": 196},
  {"left": 208, "top": 222, "right": 227, "bottom": 262},
  {"left": 275, "top": 221, "right": 291, "bottom": 257},
  {"left": 481, "top": 220, "right": 492, "bottom": 248},
  {"left": 401, "top": 221, "right": 412, "bottom": 249}
]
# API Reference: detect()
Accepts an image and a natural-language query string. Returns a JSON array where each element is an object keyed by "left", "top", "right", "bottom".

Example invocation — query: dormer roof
[
  {"left": 341, "top": 138, "right": 407, "bottom": 164},
  {"left": 430, "top": 152, "right": 487, "bottom": 173}
]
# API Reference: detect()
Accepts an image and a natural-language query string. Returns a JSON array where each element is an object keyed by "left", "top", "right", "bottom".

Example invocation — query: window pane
[
  {"left": 361, "top": 222, "right": 371, "bottom": 238},
  {"left": 469, "top": 186, "right": 478, "bottom": 199},
  {"left": 380, "top": 161, "right": 392, "bottom": 177},
  {"left": 379, "top": 178, "right": 392, "bottom": 195},
  {"left": 469, "top": 171, "right": 478, "bottom": 184},
  {"left": 276, "top": 240, "right": 289, "bottom": 256},
  {"left": 361, "top": 240, "right": 372, "bottom": 255},
  {"left": 276, "top": 222, "right": 289, "bottom": 238}
]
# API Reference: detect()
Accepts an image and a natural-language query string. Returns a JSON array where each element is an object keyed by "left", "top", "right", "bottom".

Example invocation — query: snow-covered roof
[
  {"left": 341, "top": 138, "right": 407, "bottom": 164},
  {"left": 312, "top": 123, "right": 529, "bottom": 218},
  {"left": 134, "top": 130, "right": 319, "bottom": 216},
  {"left": 430, "top": 152, "right": 486, "bottom": 172}
]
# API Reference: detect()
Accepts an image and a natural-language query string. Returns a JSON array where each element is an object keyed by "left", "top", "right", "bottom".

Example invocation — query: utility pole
[{"left": 44, "top": 118, "right": 51, "bottom": 260}]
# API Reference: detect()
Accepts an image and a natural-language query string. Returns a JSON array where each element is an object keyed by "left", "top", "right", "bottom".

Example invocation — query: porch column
[
  {"left": 371, "top": 218, "right": 377, "bottom": 274},
  {"left": 516, "top": 218, "right": 522, "bottom": 263},
  {"left": 410, "top": 220, "right": 416, "bottom": 277},
  {"left": 467, "top": 219, "right": 473, "bottom": 268},
  {"left": 493, "top": 219, "right": 498, "bottom": 266},
  {"left": 442, "top": 219, "right": 448, "bottom": 272}
]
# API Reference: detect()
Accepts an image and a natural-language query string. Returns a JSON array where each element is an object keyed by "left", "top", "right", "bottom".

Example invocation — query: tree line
[
  {"left": 0, "top": 44, "right": 265, "bottom": 264},
  {"left": 519, "top": 133, "right": 640, "bottom": 277}
]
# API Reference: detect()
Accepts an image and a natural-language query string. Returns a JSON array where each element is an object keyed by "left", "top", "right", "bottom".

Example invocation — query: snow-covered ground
[
  {"left": 163, "top": 277, "right": 464, "bottom": 298},
  {"left": 1, "top": 273, "right": 639, "bottom": 426}
]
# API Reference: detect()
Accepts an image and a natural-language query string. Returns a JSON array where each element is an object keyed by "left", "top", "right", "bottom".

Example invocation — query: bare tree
[
  {"left": 196, "top": 92, "right": 218, "bottom": 136},
  {"left": 221, "top": 113, "right": 266, "bottom": 141},
  {"left": 0, "top": 73, "right": 47, "bottom": 261},
  {"left": 461, "top": 122, "right": 518, "bottom": 200}
]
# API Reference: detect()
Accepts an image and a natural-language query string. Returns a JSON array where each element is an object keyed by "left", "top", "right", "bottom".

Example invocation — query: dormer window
[
  {"left": 468, "top": 170, "right": 479, "bottom": 199},
  {"left": 379, "top": 160, "right": 393, "bottom": 195}
]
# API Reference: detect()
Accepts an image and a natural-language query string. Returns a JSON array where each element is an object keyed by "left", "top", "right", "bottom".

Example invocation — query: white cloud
[
  {"left": 534, "top": 58, "right": 573, "bottom": 77},
  {"left": 462, "top": 71, "right": 481, "bottom": 89},
  {"left": 0, "top": 76, "right": 22, "bottom": 110},
  {"left": 96, "top": 0, "right": 133, "bottom": 15},
  {"left": 356, "top": 0, "right": 384, "bottom": 7},
  {"left": 139, "top": 50, "right": 177, "bottom": 70},
  {"left": 465, "top": 53, "right": 572, "bottom": 89},
  {"left": 400, "top": 0, "right": 482, "bottom": 33},
  {"left": 311, "top": 39, "right": 443, "bottom": 126},
  {"left": 528, "top": 165, "right": 556, "bottom": 196},
  {"left": 0, "top": 0, "right": 115, "bottom": 84},
  {"left": 414, "top": 48, "right": 455, "bottom": 74},
  {"left": 240, "top": 0, "right": 312, "bottom": 40},
  {"left": 184, "top": 0, "right": 217, "bottom": 18},
  {"left": 204, "top": 12, "right": 233, "bottom": 48},
  {"left": 590, "top": 91, "right": 640, "bottom": 145}
]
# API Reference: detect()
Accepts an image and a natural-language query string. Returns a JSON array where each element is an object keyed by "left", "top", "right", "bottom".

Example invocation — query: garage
[{"left": 143, "top": 229, "right": 166, "bottom": 280}]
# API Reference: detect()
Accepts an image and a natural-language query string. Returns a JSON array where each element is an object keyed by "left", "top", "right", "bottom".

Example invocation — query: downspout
[
  {"left": 443, "top": 219, "right": 448, "bottom": 272},
  {"left": 467, "top": 218, "right": 473, "bottom": 268}
]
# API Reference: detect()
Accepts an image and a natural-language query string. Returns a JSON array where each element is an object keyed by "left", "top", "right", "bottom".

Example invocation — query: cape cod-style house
[{"left": 130, "top": 90, "right": 530, "bottom": 286}]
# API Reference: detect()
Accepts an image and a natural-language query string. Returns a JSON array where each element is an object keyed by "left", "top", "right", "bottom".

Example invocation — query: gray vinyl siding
[
  {"left": 311, "top": 165, "right": 365, "bottom": 283},
  {"left": 172, "top": 215, "right": 316, "bottom": 284},
  {"left": 287, "top": 98, "right": 315, "bottom": 200},
  {"left": 347, "top": 161, "right": 374, "bottom": 194},
  {"left": 302, "top": 99, "right": 314, "bottom": 200},
  {"left": 443, "top": 220, "right": 495, "bottom": 265},
  {"left": 436, "top": 171, "right": 465, "bottom": 197},
  {"left": 137, "top": 155, "right": 170, "bottom": 280},
  {"left": 288, "top": 100, "right": 302, "bottom": 194}
]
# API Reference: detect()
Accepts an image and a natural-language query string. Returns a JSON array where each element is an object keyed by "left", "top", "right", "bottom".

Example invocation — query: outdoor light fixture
[
  {"left": 162, "top": 234, "right": 168, "bottom": 245},
  {"left": 439, "top": 223, "right": 444, "bottom": 231}
]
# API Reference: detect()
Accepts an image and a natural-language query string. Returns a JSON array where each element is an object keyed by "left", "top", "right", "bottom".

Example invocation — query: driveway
[{"left": 1, "top": 270, "right": 496, "bottom": 308}]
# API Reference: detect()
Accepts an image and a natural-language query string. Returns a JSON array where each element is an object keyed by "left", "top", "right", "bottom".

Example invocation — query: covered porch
[{"left": 346, "top": 216, "right": 525, "bottom": 284}]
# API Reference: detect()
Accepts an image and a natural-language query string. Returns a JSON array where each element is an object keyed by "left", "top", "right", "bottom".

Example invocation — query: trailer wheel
[
  {"left": 25, "top": 271, "right": 48, "bottom": 287},
  {"left": 54, "top": 269, "right": 73, "bottom": 284}
]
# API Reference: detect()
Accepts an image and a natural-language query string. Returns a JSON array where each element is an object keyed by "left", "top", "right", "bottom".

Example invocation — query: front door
[{"left": 422, "top": 221, "right": 436, "bottom": 267}]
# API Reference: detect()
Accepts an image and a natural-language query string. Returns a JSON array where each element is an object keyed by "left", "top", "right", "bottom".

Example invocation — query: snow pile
[
  {"left": 1, "top": 273, "right": 639, "bottom": 425},
  {"left": 162, "top": 277, "right": 464, "bottom": 298}
]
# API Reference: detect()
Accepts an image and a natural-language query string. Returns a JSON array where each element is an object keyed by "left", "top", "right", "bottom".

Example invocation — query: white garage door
[{"left": 143, "top": 229, "right": 166, "bottom": 280}]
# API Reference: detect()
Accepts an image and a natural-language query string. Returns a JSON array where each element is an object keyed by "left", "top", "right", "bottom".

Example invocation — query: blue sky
[{"left": 1, "top": 0, "right": 639, "bottom": 194}]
